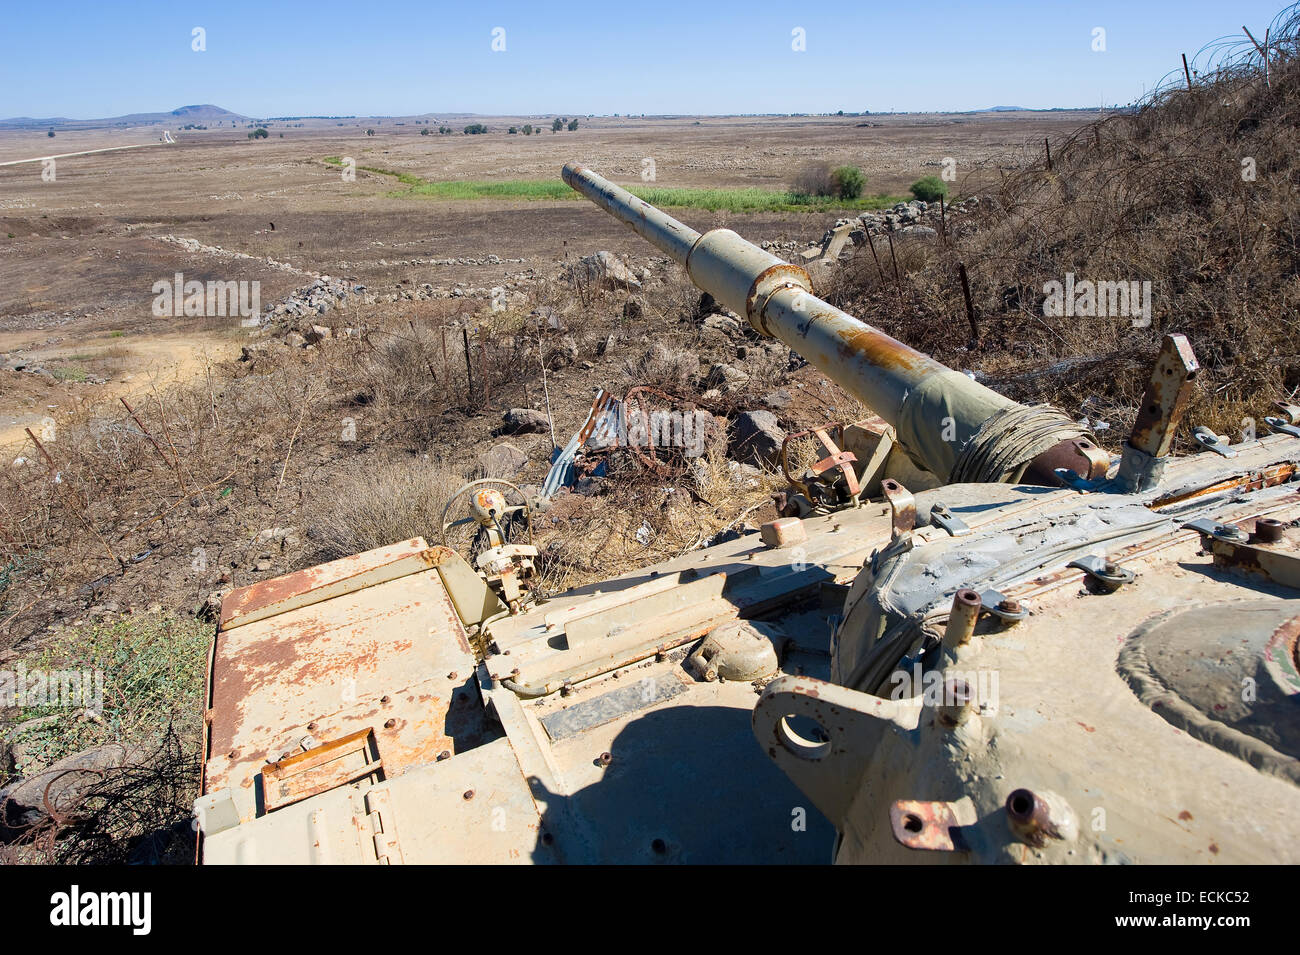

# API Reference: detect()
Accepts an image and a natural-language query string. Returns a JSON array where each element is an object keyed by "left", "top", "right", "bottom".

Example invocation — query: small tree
[
  {"left": 47, "top": 129, "right": 55, "bottom": 138},
  {"left": 909, "top": 176, "right": 948, "bottom": 202},
  {"left": 366, "top": 128, "right": 375, "bottom": 136},
  {"left": 567, "top": 118, "right": 579, "bottom": 131},
  {"left": 522, "top": 124, "right": 533, "bottom": 135},
  {"left": 551, "top": 117, "right": 562, "bottom": 132},
  {"left": 508, "top": 126, "right": 517, "bottom": 134},
  {"left": 830, "top": 165, "right": 865, "bottom": 200},
  {"left": 421, "top": 127, "right": 429, "bottom": 135}
]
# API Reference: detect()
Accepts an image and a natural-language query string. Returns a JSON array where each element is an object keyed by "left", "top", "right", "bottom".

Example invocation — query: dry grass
[
  {"left": 305, "top": 458, "right": 463, "bottom": 561},
  {"left": 823, "top": 7, "right": 1300, "bottom": 450}
]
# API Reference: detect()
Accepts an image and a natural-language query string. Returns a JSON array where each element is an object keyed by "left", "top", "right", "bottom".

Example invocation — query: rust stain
[
  {"left": 831, "top": 322, "right": 927, "bottom": 375},
  {"left": 1149, "top": 465, "right": 1297, "bottom": 509},
  {"left": 220, "top": 538, "right": 430, "bottom": 627}
]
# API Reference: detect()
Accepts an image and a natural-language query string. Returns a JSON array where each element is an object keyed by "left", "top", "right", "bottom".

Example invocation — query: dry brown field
[{"left": 0, "top": 110, "right": 1099, "bottom": 446}]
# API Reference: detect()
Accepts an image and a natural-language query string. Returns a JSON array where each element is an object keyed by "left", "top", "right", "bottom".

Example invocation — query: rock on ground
[
  {"left": 730, "top": 410, "right": 786, "bottom": 468},
  {"left": 501, "top": 408, "right": 551, "bottom": 435},
  {"left": 481, "top": 442, "right": 530, "bottom": 478},
  {"left": 568, "top": 251, "right": 642, "bottom": 291}
]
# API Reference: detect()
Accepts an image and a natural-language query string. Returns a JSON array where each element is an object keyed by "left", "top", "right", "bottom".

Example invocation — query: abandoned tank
[{"left": 193, "top": 165, "right": 1300, "bottom": 864}]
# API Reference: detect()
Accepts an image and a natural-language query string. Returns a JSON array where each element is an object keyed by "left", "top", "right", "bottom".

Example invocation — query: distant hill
[{"left": 0, "top": 105, "right": 248, "bottom": 129}]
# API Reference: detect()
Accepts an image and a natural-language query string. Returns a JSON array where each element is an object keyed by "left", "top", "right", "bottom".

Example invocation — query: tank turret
[{"left": 194, "top": 167, "right": 1300, "bottom": 866}]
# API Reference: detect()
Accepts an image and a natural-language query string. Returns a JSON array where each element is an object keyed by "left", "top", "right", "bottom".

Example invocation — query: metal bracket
[
  {"left": 1193, "top": 426, "right": 1238, "bottom": 458},
  {"left": 979, "top": 589, "right": 1029, "bottom": 622},
  {"left": 928, "top": 503, "right": 971, "bottom": 537},
  {"left": 1183, "top": 517, "right": 1250, "bottom": 544},
  {"left": 1127, "top": 334, "right": 1199, "bottom": 458},
  {"left": 1265, "top": 416, "right": 1300, "bottom": 440},
  {"left": 880, "top": 479, "right": 915, "bottom": 540},
  {"left": 1067, "top": 554, "right": 1135, "bottom": 591},
  {"left": 754, "top": 676, "right": 921, "bottom": 825},
  {"left": 780, "top": 424, "right": 861, "bottom": 501},
  {"left": 890, "top": 799, "right": 969, "bottom": 852}
]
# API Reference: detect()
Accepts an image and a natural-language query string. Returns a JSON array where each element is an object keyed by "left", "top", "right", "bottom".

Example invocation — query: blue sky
[{"left": 0, "top": 1, "right": 1289, "bottom": 118}]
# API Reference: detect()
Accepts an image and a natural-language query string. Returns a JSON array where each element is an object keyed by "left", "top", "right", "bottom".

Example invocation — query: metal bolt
[
  {"left": 307, "top": 722, "right": 318, "bottom": 731},
  {"left": 437, "top": 750, "right": 451, "bottom": 761},
  {"left": 1006, "top": 788, "right": 1038, "bottom": 825},
  {"left": 938, "top": 677, "right": 975, "bottom": 728},
  {"left": 380, "top": 695, "right": 391, "bottom": 704},
  {"left": 463, "top": 789, "right": 475, "bottom": 800},
  {"left": 446, "top": 671, "right": 458, "bottom": 680},
  {"left": 597, "top": 751, "right": 613, "bottom": 767},
  {"left": 997, "top": 598, "right": 1021, "bottom": 614},
  {"left": 1004, "top": 788, "right": 1071, "bottom": 846},
  {"left": 384, "top": 718, "right": 396, "bottom": 729}
]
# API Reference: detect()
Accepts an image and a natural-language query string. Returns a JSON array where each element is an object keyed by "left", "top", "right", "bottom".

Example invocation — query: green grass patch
[
  {"left": 50, "top": 366, "right": 89, "bottom": 382},
  {"left": 403, "top": 179, "right": 572, "bottom": 201},
  {"left": 399, "top": 178, "right": 899, "bottom": 212},
  {"left": 322, "top": 157, "right": 902, "bottom": 212},
  {"left": 8, "top": 612, "right": 211, "bottom": 775},
  {"left": 4, "top": 612, "right": 212, "bottom": 862}
]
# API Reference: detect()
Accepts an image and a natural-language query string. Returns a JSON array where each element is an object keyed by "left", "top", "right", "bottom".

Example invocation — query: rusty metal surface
[
  {"left": 260, "top": 728, "right": 380, "bottom": 812},
  {"left": 780, "top": 425, "right": 861, "bottom": 500},
  {"left": 1205, "top": 535, "right": 1300, "bottom": 589},
  {"left": 1128, "top": 333, "right": 1199, "bottom": 458},
  {"left": 941, "top": 589, "right": 981, "bottom": 650},
  {"left": 203, "top": 542, "right": 485, "bottom": 822},
  {"left": 881, "top": 478, "right": 916, "bottom": 537},
  {"left": 890, "top": 799, "right": 965, "bottom": 851},
  {"left": 1027, "top": 436, "right": 1111, "bottom": 484},
  {"left": 203, "top": 737, "right": 548, "bottom": 864},
  {"left": 220, "top": 537, "right": 441, "bottom": 630},
  {"left": 1265, "top": 613, "right": 1300, "bottom": 691}
]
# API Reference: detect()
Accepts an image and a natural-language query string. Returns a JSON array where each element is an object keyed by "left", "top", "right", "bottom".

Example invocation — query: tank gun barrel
[{"left": 563, "top": 163, "right": 1101, "bottom": 485}]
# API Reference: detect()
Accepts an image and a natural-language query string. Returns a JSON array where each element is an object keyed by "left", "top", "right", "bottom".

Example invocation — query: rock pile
[{"left": 567, "top": 251, "right": 642, "bottom": 291}]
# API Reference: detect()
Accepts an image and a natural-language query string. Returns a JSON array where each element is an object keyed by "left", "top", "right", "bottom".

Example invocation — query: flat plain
[{"left": 0, "top": 110, "right": 1099, "bottom": 445}]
